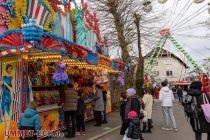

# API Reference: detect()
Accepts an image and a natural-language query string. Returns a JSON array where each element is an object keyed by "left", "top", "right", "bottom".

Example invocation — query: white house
[{"left": 144, "top": 48, "right": 188, "bottom": 83}]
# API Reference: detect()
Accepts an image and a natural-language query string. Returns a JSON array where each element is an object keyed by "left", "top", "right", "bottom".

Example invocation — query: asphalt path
[{"left": 98, "top": 101, "right": 207, "bottom": 140}]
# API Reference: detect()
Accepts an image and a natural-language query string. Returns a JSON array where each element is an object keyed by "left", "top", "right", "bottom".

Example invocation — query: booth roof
[{"left": 0, "top": 29, "right": 128, "bottom": 72}]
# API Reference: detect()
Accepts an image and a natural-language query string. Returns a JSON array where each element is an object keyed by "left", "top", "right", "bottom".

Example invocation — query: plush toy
[
  {"left": 117, "top": 73, "right": 125, "bottom": 86},
  {"left": 52, "top": 60, "right": 70, "bottom": 86}
]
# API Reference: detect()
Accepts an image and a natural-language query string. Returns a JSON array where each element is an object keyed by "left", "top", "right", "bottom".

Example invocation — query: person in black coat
[
  {"left": 120, "top": 93, "right": 127, "bottom": 135},
  {"left": 76, "top": 92, "right": 86, "bottom": 135},
  {"left": 188, "top": 81, "right": 210, "bottom": 140},
  {"left": 177, "top": 86, "right": 183, "bottom": 103},
  {"left": 124, "top": 88, "right": 144, "bottom": 140},
  {"left": 126, "top": 111, "right": 141, "bottom": 140}
]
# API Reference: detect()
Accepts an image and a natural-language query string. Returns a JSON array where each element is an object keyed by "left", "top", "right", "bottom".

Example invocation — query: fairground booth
[{"left": 0, "top": 0, "right": 128, "bottom": 139}]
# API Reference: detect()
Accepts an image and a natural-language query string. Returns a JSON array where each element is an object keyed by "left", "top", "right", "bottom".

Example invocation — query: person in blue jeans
[
  {"left": 18, "top": 101, "right": 41, "bottom": 140},
  {"left": 159, "top": 79, "right": 178, "bottom": 132}
]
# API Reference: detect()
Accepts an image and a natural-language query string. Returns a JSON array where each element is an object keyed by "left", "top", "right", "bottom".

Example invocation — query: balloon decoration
[
  {"left": 143, "top": 0, "right": 152, "bottom": 12},
  {"left": 0, "top": 0, "right": 15, "bottom": 17},
  {"left": 117, "top": 73, "right": 125, "bottom": 86},
  {"left": 158, "top": 0, "right": 167, "bottom": 4},
  {"left": 193, "top": 0, "right": 205, "bottom": 4}
]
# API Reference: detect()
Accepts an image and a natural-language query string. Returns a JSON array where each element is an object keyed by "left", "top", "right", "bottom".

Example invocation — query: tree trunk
[
  {"left": 134, "top": 14, "right": 144, "bottom": 96},
  {"left": 109, "top": 73, "right": 123, "bottom": 111},
  {"left": 108, "top": 0, "right": 134, "bottom": 87}
]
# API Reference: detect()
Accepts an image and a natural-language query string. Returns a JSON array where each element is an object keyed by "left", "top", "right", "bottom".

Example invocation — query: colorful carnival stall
[{"left": 0, "top": 0, "right": 128, "bottom": 139}]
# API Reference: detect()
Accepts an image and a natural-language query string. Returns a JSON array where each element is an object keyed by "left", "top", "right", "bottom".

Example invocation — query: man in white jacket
[{"left": 159, "top": 80, "right": 178, "bottom": 132}]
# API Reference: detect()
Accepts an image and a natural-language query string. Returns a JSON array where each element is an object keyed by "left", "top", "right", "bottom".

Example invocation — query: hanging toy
[
  {"left": 158, "top": 0, "right": 167, "bottom": 4},
  {"left": 52, "top": 60, "right": 70, "bottom": 86},
  {"left": 193, "top": 0, "right": 205, "bottom": 4},
  {"left": 143, "top": 0, "right": 152, "bottom": 12},
  {"left": 117, "top": 73, "right": 125, "bottom": 86}
]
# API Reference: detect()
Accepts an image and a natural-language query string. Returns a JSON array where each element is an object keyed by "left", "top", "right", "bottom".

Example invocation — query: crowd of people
[
  {"left": 14, "top": 78, "right": 210, "bottom": 140},
  {"left": 17, "top": 83, "right": 108, "bottom": 139},
  {"left": 119, "top": 78, "right": 210, "bottom": 140}
]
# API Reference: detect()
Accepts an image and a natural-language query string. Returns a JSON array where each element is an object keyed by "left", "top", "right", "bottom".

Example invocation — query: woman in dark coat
[
  {"left": 188, "top": 81, "right": 210, "bottom": 140},
  {"left": 120, "top": 93, "right": 127, "bottom": 135},
  {"left": 124, "top": 88, "right": 144, "bottom": 140}
]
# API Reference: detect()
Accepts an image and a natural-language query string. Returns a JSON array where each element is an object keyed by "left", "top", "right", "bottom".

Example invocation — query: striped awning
[
  {"left": 0, "top": 45, "right": 33, "bottom": 57},
  {"left": 26, "top": 0, "right": 50, "bottom": 26}
]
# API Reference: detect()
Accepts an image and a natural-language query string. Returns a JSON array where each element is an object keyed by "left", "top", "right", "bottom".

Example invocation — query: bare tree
[{"left": 87, "top": 0, "right": 165, "bottom": 98}]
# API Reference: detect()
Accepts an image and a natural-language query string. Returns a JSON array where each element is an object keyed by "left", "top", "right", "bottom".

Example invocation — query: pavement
[
  {"left": 48, "top": 100, "right": 207, "bottom": 140},
  {"left": 47, "top": 112, "right": 122, "bottom": 140}
]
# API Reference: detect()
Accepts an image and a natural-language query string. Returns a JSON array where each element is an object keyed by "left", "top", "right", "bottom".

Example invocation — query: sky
[
  {"left": 143, "top": 0, "right": 210, "bottom": 67},
  {"left": 75, "top": 0, "right": 210, "bottom": 68}
]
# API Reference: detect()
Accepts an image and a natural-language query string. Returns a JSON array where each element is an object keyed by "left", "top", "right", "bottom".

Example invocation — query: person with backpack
[
  {"left": 124, "top": 88, "right": 144, "bottom": 140},
  {"left": 123, "top": 111, "right": 141, "bottom": 140},
  {"left": 159, "top": 79, "right": 178, "bottom": 132},
  {"left": 18, "top": 101, "right": 41, "bottom": 140},
  {"left": 185, "top": 81, "right": 210, "bottom": 140}
]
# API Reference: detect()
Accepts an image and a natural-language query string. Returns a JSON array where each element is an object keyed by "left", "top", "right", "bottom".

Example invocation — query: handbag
[
  {"left": 201, "top": 93, "right": 210, "bottom": 123},
  {"left": 122, "top": 129, "right": 131, "bottom": 140}
]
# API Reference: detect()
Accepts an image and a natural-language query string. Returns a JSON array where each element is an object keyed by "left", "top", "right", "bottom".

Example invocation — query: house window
[{"left": 166, "top": 70, "right": 173, "bottom": 76}]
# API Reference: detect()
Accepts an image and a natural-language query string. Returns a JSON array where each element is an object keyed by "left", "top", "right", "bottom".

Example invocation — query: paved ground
[
  {"left": 98, "top": 101, "right": 207, "bottom": 140},
  {"left": 48, "top": 100, "right": 207, "bottom": 140},
  {"left": 47, "top": 112, "right": 121, "bottom": 140}
]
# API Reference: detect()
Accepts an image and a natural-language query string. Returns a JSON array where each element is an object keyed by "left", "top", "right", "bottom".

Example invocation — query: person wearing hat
[
  {"left": 124, "top": 88, "right": 144, "bottom": 140},
  {"left": 187, "top": 81, "right": 210, "bottom": 140},
  {"left": 159, "top": 79, "right": 178, "bottom": 132}
]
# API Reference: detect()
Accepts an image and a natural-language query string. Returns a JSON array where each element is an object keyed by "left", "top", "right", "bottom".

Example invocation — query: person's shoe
[
  {"left": 76, "top": 132, "right": 81, "bottom": 136},
  {"left": 161, "top": 127, "right": 167, "bottom": 130},
  {"left": 142, "top": 122, "right": 147, "bottom": 133},
  {"left": 65, "top": 134, "right": 74, "bottom": 138},
  {"left": 173, "top": 128, "right": 178, "bottom": 132},
  {"left": 102, "top": 121, "right": 108, "bottom": 124},
  {"left": 162, "top": 127, "right": 170, "bottom": 131},
  {"left": 142, "top": 129, "right": 147, "bottom": 133},
  {"left": 65, "top": 134, "right": 71, "bottom": 138},
  {"left": 82, "top": 132, "right": 86, "bottom": 135},
  {"left": 94, "top": 124, "right": 101, "bottom": 127},
  {"left": 147, "top": 129, "right": 152, "bottom": 133}
]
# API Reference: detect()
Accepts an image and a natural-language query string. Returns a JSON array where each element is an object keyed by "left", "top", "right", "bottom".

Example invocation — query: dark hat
[{"left": 190, "top": 81, "right": 202, "bottom": 90}]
